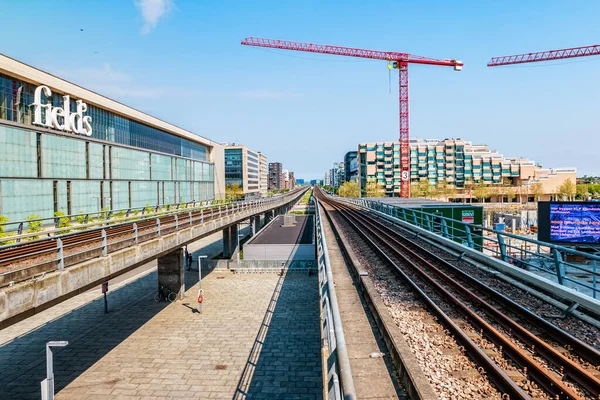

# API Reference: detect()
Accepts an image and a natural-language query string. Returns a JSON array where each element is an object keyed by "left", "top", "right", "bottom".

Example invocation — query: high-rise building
[
  {"left": 224, "top": 144, "right": 262, "bottom": 197},
  {"left": 268, "top": 162, "right": 284, "bottom": 190},
  {"left": 358, "top": 139, "right": 576, "bottom": 200},
  {"left": 258, "top": 152, "right": 268, "bottom": 196},
  {"left": 344, "top": 151, "right": 358, "bottom": 183},
  {"left": 0, "top": 53, "right": 224, "bottom": 222},
  {"left": 283, "top": 169, "right": 290, "bottom": 190},
  {"left": 333, "top": 162, "right": 345, "bottom": 189},
  {"left": 289, "top": 172, "right": 295, "bottom": 190},
  {"left": 324, "top": 170, "right": 332, "bottom": 187}
]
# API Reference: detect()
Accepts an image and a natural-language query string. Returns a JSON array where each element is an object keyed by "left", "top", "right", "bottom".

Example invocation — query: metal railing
[
  {"left": 315, "top": 197, "right": 356, "bottom": 400},
  {"left": 0, "top": 189, "right": 305, "bottom": 246},
  {"left": 338, "top": 196, "right": 600, "bottom": 299},
  {"left": 0, "top": 189, "right": 308, "bottom": 286}
]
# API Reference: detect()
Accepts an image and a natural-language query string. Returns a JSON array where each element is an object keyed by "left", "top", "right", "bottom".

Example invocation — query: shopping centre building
[{"left": 0, "top": 54, "right": 225, "bottom": 223}]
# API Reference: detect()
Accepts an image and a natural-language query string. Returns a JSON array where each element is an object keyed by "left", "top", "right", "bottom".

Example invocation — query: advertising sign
[
  {"left": 461, "top": 210, "right": 474, "bottom": 223},
  {"left": 538, "top": 202, "right": 600, "bottom": 244}
]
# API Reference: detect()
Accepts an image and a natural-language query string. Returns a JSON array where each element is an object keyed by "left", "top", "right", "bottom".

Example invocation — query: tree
[
  {"left": 435, "top": 180, "right": 456, "bottom": 201},
  {"left": 505, "top": 186, "right": 516, "bottom": 203},
  {"left": 576, "top": 184, "right": 590, "bottom": 200},
  {"left": 557, "top": 178, "right": 576, "bottom": 201},
  {"left": 530, "top": 182, "right": 544, "bottom": 203},
  {"left": 338, "top": 181, "right": 360, "bottom": 198},
  {"left": 365, "top": 179, "right": 385, "bottom": 198},
  {"left": 225, "top": 183, "right": 244, "bottom": 200},
  {"left": 473, "top": 182, "right": 491, "bottom": 203}
]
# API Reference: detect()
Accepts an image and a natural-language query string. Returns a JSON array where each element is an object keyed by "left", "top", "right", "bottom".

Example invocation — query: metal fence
[
  {"left": 315, "top": 198, "right": 356, "bottom": 400},
  {"left": 0, "top": 188, "right": 306, "bottom": 246},
  {"left": 0, "top": 189, "right": 308, "bottom": 286},
  {"left": 339, "top": 196, "right": 600, "bottom": 299}
]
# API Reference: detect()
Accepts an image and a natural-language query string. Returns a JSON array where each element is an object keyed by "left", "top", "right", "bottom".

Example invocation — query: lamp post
[
  {"left": 236, "top": 231, "right": 244, "bottom": 266},
  {"left": 41, "top": 341, "right": 68, "bottom": 400}
]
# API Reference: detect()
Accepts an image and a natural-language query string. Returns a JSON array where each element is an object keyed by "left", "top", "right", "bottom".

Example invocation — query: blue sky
[{"left": 3, "top": 0, "right": 599, "bottom": 179}]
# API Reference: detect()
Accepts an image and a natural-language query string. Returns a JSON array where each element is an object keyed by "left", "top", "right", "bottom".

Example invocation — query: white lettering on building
[{"left": 31, "top": 85, "right": 93, "bottom": 136}]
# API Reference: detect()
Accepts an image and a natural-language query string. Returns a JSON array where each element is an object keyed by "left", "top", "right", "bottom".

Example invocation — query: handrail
[
  {"left": 331, "top": 194, "right": 599, "bottom": 299},
  {"left": 0, "top": 189, "right": 306, "bottom": 247},
  {"left": 0, "top": 188, "right": 309, "bottom": 283},
  {"left": 315, "top": 196, "right": 356, "bottom": 400}
]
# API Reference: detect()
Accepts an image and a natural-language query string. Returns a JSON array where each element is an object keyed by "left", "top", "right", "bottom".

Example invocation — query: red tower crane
[
  {"left": 488, "top": 44, "right": 600, "bottom": 66},
  {"left": 241, "top": 37, "right": 463, "bottom": 198}
]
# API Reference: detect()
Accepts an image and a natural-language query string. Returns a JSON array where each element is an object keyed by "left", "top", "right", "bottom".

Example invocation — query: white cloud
[
  {"left": 236, "top": 90, "right": 300, "bottom": 100},
  {"left": 135, "top": 0, "right": 173, "bottom": 34}
]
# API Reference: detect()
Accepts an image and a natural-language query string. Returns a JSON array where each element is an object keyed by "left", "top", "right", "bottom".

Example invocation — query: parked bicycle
[{"left": 154, "top": 284, "right": 178, "bottom": 302}]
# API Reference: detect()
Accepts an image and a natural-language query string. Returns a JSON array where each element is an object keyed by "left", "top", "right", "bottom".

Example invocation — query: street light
[
  {"left": 197, "top": 255, "right": 208, "bottom": 313},
  {"left": 236, "top": 231, "right": 244, "bottom": 266},
  {"left": 41, "top": 341, "right": 68, "bottom": 400}
]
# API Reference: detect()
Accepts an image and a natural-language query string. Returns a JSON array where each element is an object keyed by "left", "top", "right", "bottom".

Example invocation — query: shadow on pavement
[
  {"left": 0, "top": 272, "right": 166, "bottom": 399},
  {"left": 234, "top": 270, "right": 322, "bottom": 400}
]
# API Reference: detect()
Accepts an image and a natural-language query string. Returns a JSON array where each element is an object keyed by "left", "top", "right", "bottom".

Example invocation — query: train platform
[
  {"left": 0, "top": 231, "right": 322, "bottom": 400},
  {"left": 319, "top": 204, "right": 403, "bottom": 399}
]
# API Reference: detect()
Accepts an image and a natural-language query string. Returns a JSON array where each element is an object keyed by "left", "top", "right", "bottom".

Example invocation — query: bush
[
  {"left": 26, "top": 214, "right": 43, "bottom": 240},
  {"left": 0, "top": 215, "right": 15, "bottom": 245},
  {"left": 54, "top": 211, "right": 72, "bottom": 233}
]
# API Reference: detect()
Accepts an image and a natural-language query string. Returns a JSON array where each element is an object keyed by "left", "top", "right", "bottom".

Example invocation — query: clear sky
[{"left": 3, "top": 0, "right": 599, "bottom": 180}]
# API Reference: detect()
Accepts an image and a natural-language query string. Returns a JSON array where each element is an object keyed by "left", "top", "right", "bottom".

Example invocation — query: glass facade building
[
  {"left": 224, "top": 145, "right": 264, "bottom": 197},
  {"left": 0, "top": 56, "right": 221, "bottom": 223}
]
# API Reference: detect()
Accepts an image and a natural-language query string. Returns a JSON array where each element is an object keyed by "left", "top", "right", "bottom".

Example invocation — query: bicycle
[{"left": 154, "top": 284, "right": 178, "bottom": 303}]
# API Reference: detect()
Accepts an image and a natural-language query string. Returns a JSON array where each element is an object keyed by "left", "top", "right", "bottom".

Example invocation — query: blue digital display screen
[{"left": 550, "top": 203, "right": 600, "bottom": 243}]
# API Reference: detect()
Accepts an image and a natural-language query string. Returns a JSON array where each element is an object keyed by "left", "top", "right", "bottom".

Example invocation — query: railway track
[
  {"left": 316, "top": 188, "right": 600, "bottom": 400},
  {"left": 0, "top": 198, "right": 272, "bottom": 287}
]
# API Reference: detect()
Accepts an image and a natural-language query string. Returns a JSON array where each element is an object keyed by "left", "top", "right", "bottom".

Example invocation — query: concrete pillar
[
  {"left": 253, "top": 215, "right": 261, "bottom": 234},
  {"left": 264, "top": 211, "right": 272, "bottom": 224},
  {"left": 230, "top": 224, "right": 239, "bottom": 256},
  {"left": 157, "top": 247, "right": 185, "bottom": 300},
  {"left": 223, "top": 227, "right": 231, "bottom": 258}
]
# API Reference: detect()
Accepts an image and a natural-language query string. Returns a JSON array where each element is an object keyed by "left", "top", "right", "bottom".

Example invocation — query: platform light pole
[
  {"left": 41, "top": 341, "right": 68, "bottom": 400},
  {"left": 197, "top": 255, "right": 208, "bottom": 313}
]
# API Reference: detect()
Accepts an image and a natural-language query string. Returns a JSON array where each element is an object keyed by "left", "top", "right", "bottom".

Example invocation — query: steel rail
[
  {"left": 323, "top": 195, "right": 581, "bottom": 399},
  {"left": 363, "top": 208, "right": 600, "bottom": 367},
  {"left": 345, "top": 204, "right": 600, "bottom": 397},
  {"left": 314, "top": 190, "right": 530, "bottom": 400}
]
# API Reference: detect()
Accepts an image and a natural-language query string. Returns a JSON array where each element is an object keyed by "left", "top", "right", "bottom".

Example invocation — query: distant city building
[
  {"left": 296, "top": 178, "right": 305, "bottom": 185},
  {"left": 283, "top": 169, "right": 289, "bottom": 190},
  {"left": 268, "top": 162, "right": 284, "bottom": 190},
  {"left": 324, "top": 170, "right": 332, "bottom": 187},
  {"left": 310, "top": 179, "right": 318, "bottom": 185},
  {"left": 333, "top": 162, "right": 345, "bottom": 189},
  {"left": 358, "top": 138, "right": 576, "bottom": 200},
  {"left": 224, "top": 144, "right": 261, "bottom": 197},
  {"left": 344, "top": 151, "right": 358, "bottom": 183},
  {"left": 258, "top": 152, "right": 268, "bottom": 196},
  {"left": 289, "top": 172, "right": 295, "bottom": 190}
]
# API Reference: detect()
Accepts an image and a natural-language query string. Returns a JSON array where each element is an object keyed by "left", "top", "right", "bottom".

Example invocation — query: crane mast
[{"left": 242, "top": 37, "right": 463, "bottom": 198}]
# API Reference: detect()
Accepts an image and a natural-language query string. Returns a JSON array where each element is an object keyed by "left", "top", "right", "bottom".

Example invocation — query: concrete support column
[
  {"left": 263, "top": 211, "right": 272, "bottom": 224},
  {"left": 223, "top": 227, "right": 231, "bottom": 258},
  {"left": 230, "top": 224, "right": 239, "bottom": 256},
  {"left": 253, "top": 215, "right": 261, "bottom": 234},
  {"left": 157, "top": 247, "right": 185, "bottom": 300}
]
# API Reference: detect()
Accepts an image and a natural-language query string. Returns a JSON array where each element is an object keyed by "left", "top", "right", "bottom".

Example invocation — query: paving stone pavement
[{"left": 0, "top": 231, "right": 322, "bottom": 400}]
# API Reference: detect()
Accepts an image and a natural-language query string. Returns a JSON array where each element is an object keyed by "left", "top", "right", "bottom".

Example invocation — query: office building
[
  {"left": 268, "top": 162, "right": 284, "bottom": 190},
  {"left": 296, "top": 178, "right": 305, "bottom": 185},
  {"left": 224, "top": 144, "right": 262, "bottom": 197},
  {"left": 0, "top": 53, "right": 224, "bottom": 223},
  {"left": 258, "top": 152, "right": 268, "bottom": 196},
  {"left": 331, "top": 162, "right": 344, "bottom": 189},
  {"left": 358, "top": 139, "right": 576, "bottom": 200},
  {"left": 344, "top": 151, "right": 358, "bottom": 183}
]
